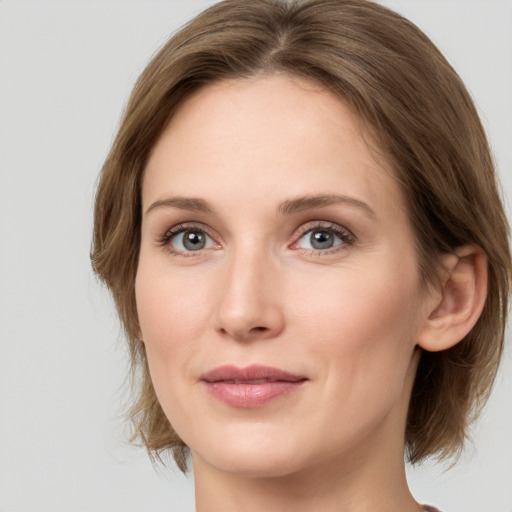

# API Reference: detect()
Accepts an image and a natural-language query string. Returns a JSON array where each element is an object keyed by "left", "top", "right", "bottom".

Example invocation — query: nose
[{"left": 214, "top": 249, "right": 285, "bottom": 342}]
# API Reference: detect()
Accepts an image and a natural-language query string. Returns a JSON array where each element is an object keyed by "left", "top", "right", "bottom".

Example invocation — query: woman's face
[{"left": 136, "top": 75, "right": 433, "bottom": 477}]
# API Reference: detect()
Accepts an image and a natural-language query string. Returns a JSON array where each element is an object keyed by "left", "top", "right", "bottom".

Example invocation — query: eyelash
[
  {"left": 158, "top": 222, "right": 218, "bottom": 257},
  {"left": 290, "top": 221, "right": 356, "bottom": 255},
  {"left": 158, "top": 221, "right": 356, "bottom": 257}
]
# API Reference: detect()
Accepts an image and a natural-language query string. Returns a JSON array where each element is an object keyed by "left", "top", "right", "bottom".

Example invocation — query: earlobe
[{"left": 417, "top": 245, "right": 488, "bottom": 352}]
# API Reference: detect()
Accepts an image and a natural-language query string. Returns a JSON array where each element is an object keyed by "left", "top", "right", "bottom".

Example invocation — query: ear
[{"left": 417, "top": 245, "right": 488, "bottom": 352}]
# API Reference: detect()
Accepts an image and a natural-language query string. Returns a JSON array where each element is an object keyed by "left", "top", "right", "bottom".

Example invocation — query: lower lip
[{"left": 203, "top": 381, "right": 305, "bottom": 408}]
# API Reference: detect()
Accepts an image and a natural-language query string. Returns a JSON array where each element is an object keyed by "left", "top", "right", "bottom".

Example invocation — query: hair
[{"left": 91, "top": 0, "right": 510, "bottom": 472}]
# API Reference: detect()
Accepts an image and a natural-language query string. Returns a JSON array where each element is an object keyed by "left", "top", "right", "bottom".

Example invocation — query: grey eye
[
  {"left": 172, "top": 230, "right": 211, "bottom": 251},
  {"left": 310, "top": 230, "right": 335, "bottom": 249},
  {"left": 295, "top": 227, "right": 346, "bottom": 251}
]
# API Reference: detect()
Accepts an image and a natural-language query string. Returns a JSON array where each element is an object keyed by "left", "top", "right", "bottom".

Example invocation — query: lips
[{"left": 200, "top": 365, "right": 308, "bottom": 408}]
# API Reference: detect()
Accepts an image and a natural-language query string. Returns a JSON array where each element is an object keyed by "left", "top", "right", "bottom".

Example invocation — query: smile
[{"left": 200, "top": 365, "right": 308, "bottom": 408}]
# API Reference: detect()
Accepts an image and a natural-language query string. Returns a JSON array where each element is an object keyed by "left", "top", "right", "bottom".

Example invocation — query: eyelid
[
  {"left": 158, "top": 221, "right": 221, "bottom": 255},
  {"left": 160, "top": 221, "right": 208, "bottom": 241},
  {"left": 289, "top": 220, "right": 356, "bottom": 252}
]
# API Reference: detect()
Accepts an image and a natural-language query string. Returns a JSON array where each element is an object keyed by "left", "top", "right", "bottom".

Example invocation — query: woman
[{"left": 91, "top": 0, "right": 510, "bottom": 510}]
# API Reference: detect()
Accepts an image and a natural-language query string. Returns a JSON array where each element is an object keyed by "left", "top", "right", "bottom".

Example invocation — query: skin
[{"left": 135, "top": 74, "right": 442, "bottom": 512}]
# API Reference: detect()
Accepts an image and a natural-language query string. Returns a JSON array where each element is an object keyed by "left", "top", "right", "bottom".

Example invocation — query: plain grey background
[{"left": 0, "top": 1, "right": 511, "bottom": 511}]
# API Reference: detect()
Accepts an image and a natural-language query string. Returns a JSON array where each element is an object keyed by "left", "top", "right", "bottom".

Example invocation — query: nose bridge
[{"left": 215, "top": 241, "right": 283, "bottom": 341}]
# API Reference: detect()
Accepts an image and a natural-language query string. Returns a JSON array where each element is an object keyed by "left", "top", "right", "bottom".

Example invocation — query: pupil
[
  {"left": 311, "top": 230, "right": 333, "bottom": 249},
  {"left": 183, "top": 231, "right": 206, "bottom": 251}
]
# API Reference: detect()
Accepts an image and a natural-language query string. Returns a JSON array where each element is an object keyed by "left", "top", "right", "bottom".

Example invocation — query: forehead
[{"left": 143, "top": 74, "right": 406, "bottom": 220}]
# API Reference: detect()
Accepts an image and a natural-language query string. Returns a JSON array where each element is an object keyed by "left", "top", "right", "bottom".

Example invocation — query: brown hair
[{"left": 91, "top": 0, "right": 511, "bottom": 471}]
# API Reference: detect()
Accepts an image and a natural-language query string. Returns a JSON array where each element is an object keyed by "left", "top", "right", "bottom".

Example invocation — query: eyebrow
[
  {"left": 279, "top": 194, "right": 376, "bottom": 218},
  {"left": 145, "top": 193, "right": 376, "bottom": 218},
  {"left": 146, "top": 197, "right": 213, "bottom": 216}
]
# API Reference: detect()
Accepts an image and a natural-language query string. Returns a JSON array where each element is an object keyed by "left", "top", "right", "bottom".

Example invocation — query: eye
[
  {"left": 292, "top": 223, "right": 355, "bottom": 253},
  {"left": 297, "top": 229, "right": 342, "bottom": 250},
  {"left": 160, "top": 224, "right": 219, "bottom": 255},
  {"left": 172, "top": 229, "right": 213, "bottom": 251}
]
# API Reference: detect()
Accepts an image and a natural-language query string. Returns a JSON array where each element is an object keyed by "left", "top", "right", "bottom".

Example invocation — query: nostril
[{"left": 251, "top": 326, "right": 268, "bottom": 332}]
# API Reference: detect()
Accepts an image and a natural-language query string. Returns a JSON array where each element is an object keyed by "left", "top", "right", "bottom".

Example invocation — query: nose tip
[{"left": 214, "top": 257, "right": 284, "bottom": 342}]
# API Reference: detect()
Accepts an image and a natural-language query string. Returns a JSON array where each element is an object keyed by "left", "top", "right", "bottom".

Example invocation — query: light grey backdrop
[{"left": 0, "top": 1, "right": 510, "bottom": 511}]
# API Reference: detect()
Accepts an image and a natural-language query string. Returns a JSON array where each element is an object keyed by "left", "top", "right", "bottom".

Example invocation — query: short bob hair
[{"left": 92, "top": 0, "right": 510, "bottom": 472}]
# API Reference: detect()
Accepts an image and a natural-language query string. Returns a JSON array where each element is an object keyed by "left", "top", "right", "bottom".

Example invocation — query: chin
[
  {"left": 198, "top": 452, "right": 307, "bottom": 479},
  {"left": 191, "top": 426, "right": 314, "bottom": 479}
]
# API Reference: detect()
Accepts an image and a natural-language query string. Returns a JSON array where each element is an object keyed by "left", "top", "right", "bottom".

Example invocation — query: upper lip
[{"left": 200, "top": 364, "right": 307, "bottom": 384}]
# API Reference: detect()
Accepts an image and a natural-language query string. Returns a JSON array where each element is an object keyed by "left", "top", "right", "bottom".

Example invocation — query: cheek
[
  {"left": 288, "top": 258, "right": 423, "bottom": 399},
  {"left": 134, "top": 263, "right": 209, "bottom": 407},
  {"left": 292, "top": 261, "right": 421, "bottom": 343},
  {"left": 135, "top": 268, "right": 210, "bottom": 441},
  {"left": 283, "top": 263, "right": 423, "bottom": 448},
  {"left": 135, "top": 261, "right": 211, "bottom": 349}
]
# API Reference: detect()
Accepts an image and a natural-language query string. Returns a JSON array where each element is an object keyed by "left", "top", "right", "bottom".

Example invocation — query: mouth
[{"left": 200, "top": 365, "right": 308, "bottom": 408}]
